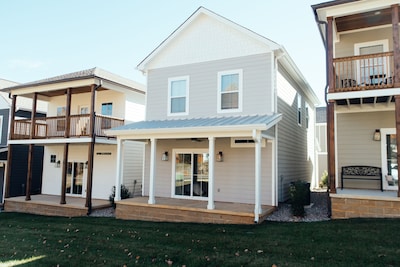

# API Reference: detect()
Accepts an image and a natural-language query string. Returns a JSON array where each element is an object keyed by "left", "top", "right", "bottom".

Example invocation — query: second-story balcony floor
[
  {"left": 333, "top": 52, "right": 395, "bottom": 93},
  {"left": 11, "top": 114, "right": 123, "bottom": 141}
]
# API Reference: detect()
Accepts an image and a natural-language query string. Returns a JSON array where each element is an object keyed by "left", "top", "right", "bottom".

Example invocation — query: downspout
[
  {"left": 313, "top": 10, "right": 332, "bottom": 217},
  {"left": 87, "top": 79, "right": 102, "bottom": 215}
]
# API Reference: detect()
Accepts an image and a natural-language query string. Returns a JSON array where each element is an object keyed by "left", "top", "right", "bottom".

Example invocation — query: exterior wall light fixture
[
  {"left": 373, "top": 129, "right": 381, "bottom": 141},
  {"left": 162, "top": 151, "right": 169, "bottom": 161}
]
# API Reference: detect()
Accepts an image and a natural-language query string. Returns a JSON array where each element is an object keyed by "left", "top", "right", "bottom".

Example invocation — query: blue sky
[{"left": 0, "top": 0, "right": 326, "bottom": 103}]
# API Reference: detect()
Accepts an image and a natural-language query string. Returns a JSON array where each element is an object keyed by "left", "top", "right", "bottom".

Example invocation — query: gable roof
[
  {"left": 137, "top": 6, "right": 319, "bottom": 105},
  {"left": 137, "top": 6, "right": 282, "bottom": 72}
]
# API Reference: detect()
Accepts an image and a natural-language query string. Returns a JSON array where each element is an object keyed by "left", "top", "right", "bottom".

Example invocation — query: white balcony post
[
  {"left": 208, "top": 137, "right": 215, "bottom": 210},
  {"left": 253, "top": 130, "right": 262, "bottom": 222},
  {"left": 148, "top": 138, "right": 157, "bottom": 204},
  {"left": 115, "top": 138, "right": 124, "bottom": 201}
]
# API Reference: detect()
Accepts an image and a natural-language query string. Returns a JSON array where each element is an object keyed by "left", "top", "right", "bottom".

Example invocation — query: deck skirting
[
  {"left": 115, "top": 200, "right": 274, "bottom": 224},
  {"left": 4, "top": 199, "right": 88, "bottom": 217},
  {"left": 331, "top": 194, "right": 400, "bottom": 219}
]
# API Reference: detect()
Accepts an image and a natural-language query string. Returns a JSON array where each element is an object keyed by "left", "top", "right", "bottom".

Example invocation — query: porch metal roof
[{"left": 110, "top": 114, "right": 281, "bottom": 135}]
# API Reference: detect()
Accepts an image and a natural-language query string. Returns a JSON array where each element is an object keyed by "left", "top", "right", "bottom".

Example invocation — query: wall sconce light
[
  {"left": 85, "top": 161, "right": 88, "bottom": 169},
  {"left": 162, "top": 151, "right": 169, "bottom": 161},
  {"left": 56, "top": 160, "right": 61, "bottom": 168},
  {"left": 373, "top": 129, "right": 381, "bottom": 141},
  {"left": 216, "top": 151, "right": 223, "bottom": 162}
]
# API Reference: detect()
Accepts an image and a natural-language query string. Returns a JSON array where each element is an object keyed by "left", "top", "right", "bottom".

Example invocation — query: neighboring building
[
  {"left": 313, "top": 0, "right": 400, "bottom": 218},
  {"left": 2, "top": 68, "right": 146, "bottom": 215},
  {"left": 315, "top": 106, "right": 327, "bottom": 188},
  {"left": 109, "top": 7, "right": 320, "bottom": 224},
  {"left": 0, "top": 79, "right": 47, "bottom": 204}
]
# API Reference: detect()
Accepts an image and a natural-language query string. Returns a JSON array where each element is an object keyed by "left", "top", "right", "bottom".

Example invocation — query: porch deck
[
  {"left": 4, "top": 195, "right": 111, "bottom": 217},
  {"left": 115, "top": 197, "right": 276, "bottom": 224},
  {"left": 331, "top": 189, "right": 400, "bottom": 219}
]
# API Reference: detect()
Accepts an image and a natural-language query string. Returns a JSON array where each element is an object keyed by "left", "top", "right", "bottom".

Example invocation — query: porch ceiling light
[
  {"left": 162, "top": 151, "right": 169, "bottom": 161},
  {"left": 216, "top": 151, "right": 223, "bottom": 162},
  {"left": 373, "top": 129, "right": 381, "bottom": 141}
]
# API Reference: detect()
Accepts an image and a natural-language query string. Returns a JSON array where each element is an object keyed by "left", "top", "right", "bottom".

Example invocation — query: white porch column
[
  {"left": 253, "top": 130, "right": 262, "bottom": 222},
  {"left": 114, "top": 138, "right": 124, "bottom": 201},
  {"left": 207, "top": 137, "right": 215, "bottom": 210},
  {"left": 148, "top": 138, "right": 157, "bottom": 204}
]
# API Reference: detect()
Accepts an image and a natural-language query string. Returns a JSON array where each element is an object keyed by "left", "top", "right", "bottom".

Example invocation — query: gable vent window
[{"left": 231, "top": 138, "right": 266, "bottom": 148}]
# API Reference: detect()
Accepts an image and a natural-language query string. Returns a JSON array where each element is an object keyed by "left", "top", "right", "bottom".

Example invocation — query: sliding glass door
[
  {"left": 174, "top": 151, "right": 209, "bottom": 198},
  {"left": 66, "top": 162, "right": 86, "bottom": 196},
  {"left": 381, "top": 129, "right": 398, "bottom": 190}
]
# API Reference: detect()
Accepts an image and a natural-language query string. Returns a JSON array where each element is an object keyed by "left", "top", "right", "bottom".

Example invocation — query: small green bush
[
  {"left": 319, "top": 170, "right": 328, "bottom": 188},
  {"left": 109, "top": 184, "right": 131, "bottom": 208},
  {"left": 289, "top": 180, "right": 310, "bottom": 217}
]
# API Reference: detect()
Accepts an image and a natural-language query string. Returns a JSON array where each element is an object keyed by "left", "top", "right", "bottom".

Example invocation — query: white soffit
[{"left": 317, "top": 0, "right": 399, "bottom": 21}]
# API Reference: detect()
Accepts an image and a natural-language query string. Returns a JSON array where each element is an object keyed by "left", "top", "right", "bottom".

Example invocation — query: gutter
[
  {"left": 312, "top": 7, "right": 332, "bottom": 217},
  {"left": 87, "top": 80, "right": 102, "bottom": 216}
]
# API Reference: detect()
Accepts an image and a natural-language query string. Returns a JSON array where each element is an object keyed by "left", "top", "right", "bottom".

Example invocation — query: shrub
[
  {"left": 319, "top": 170, "right": 328, "bottom": 188},
  {"left": 289, "top": 180, "right": 310, "bottom": 217},
  {"left": 109, "top": 185, "right": 131, "bottom": 208}
]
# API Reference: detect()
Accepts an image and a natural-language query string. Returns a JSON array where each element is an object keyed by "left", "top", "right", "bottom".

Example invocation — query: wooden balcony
[
  {"left": 11, "top": 114, "right": 124, "bottom": 140},
  {"left": 333, "top": 52, "right": 395, "bottom": 92}
]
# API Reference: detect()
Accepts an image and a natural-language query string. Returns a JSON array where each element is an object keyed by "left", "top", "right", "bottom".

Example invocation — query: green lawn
[{"left": 0, "top": 213, "right": 399, "bottom": 267}]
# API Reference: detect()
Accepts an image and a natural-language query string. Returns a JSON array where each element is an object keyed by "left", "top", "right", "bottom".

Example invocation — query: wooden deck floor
[
  {"left": 4, "top": 194, "right": 110, "bottom": 217},
  {"left": 115, "top": 197, "right": 276, "bottom": 224}
]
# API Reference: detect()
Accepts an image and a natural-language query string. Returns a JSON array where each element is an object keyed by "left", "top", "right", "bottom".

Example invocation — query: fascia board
[{"left": 7, "top": 78, "right": 96, "bottom": 96}]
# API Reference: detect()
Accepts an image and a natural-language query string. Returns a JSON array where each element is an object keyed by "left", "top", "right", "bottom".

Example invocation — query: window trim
[
  {"left": 168, "top": 76, "right": 189, "bottom": 116},
  {"left": 101, "top": 102, "right": 113, "bottom": 117},
  {"left": 297, "top": 94, "right": 302, "bottom": 126},
  {"left": 217, "top": 69, "right": 243, "bottom": 113},
  {"left": 171, "top": 148, "right": 209, "bottom": 200}
]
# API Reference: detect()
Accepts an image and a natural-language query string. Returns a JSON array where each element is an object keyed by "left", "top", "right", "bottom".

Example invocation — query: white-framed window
[
  {"left": 305, "top": 103, "right": 310, "bottom": 129},
  {"left": 168, "top": 76, "right": 189, "bottom": 116},
  {"left": 79, "top": 106, "right": 89, "bottom": 114},
  {"left": 57, "top": 106, "right": 66, "bottom": 132},
  {"left": 297, "top": 94, "right": 302, "bottom": 126},
  {"left": 217, "top": 69, "right": 243, "bottom": 113},
  {"left": 101, "top": 102, "right": 113, "bottom": 116},
  {"left": 354, "top": 39, "right": 389, "bottom": 85}
]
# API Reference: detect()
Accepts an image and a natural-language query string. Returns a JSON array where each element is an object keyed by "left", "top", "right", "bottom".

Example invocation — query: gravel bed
[
  {"left": 266, "top": 190, "right": 330, "bottom": 222},
  {"left": 89, "top": 207, "right": 115, "bottom": 217}
]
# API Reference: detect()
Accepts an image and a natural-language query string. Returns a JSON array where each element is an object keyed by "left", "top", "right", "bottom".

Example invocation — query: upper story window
[
  {"left": 305, "top": 103, "right": 310, "bottom": 129},
  {"left": 101, "top": 102, "right": 113, "bottom": 116},
  {"left": 354, "top": 40, "right": 389, "bottom": 85},
  {"left": 218, "top": 69, "right": 243, "bottom": 113},
  {"left": 168, "top": 76, "right": 189, "bottom": 116},
  {"left": 297, "top": 94, "right": 302, "bottom": 126}
]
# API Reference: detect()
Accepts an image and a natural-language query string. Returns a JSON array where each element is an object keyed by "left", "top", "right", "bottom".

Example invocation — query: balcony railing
[
  {"left": 333, "top": 52, "right": 394, "bottom": 92},
  {"left": 12, "top": 114, "right": 124, "bottom": 140}
]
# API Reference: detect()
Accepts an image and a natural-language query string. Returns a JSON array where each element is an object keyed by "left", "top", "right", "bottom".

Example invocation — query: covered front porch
[
  {"left": 115, "top": 196, "right": 275, "bottom": 224},
  {"left": 108, "top": 114, "right": 282, "bottom": 224},
  {"left": 3, "top": 194, "right": 111, "bottom": 217}
]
